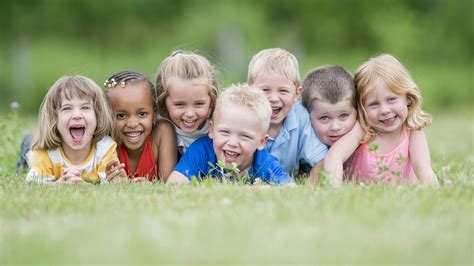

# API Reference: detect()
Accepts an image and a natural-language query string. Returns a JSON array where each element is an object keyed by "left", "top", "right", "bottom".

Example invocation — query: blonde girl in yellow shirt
[{"left": 26, "top": 75, "right": 125, "bottom": 184}]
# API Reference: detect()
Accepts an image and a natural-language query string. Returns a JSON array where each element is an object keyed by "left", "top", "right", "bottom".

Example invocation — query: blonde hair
[
  {"left": 247, "top": 48, "right": 300, "bottom": 88},
  {"left": 31, "top": 75, "right": 115, "bottom": 150},
  {"left": 155, "top": 50, "right": 219, "bottom": 119},
  {"left": 215, "top": 83, "right": 271, "bottom": 134},
  {"left": 355, "top": 54, "right": 432, "bottom": 142}
]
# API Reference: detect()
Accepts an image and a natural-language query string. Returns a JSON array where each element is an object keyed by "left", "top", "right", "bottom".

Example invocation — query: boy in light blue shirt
[
  {"left": 166, "top": 84, "right": 294, "bottom": 186},
  {"left": 247, "top": 48, "right": 327, "bottom": 179}
]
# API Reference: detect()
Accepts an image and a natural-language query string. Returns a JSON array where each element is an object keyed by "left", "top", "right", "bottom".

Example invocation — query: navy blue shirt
[{"left": 175, "top": 136, "right": 294, "bottom": 185}]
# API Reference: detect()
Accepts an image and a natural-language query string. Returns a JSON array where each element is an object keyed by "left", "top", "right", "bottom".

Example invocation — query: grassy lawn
[{"left": 0, "top": 110, "right": 473, "bottom": 265}]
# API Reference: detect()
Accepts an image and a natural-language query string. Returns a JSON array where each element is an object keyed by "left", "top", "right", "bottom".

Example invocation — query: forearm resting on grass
[
  {"left": 324, "top": 122, "right": 364, "bottom": 187},
  {"left": 166, "top": 171, "right": 191, "bottom": 184},
  {"left": 409, "top": 129, "right": 439, "bottom": 187}
]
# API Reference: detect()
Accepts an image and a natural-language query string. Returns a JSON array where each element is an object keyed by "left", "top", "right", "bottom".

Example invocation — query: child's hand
[
  {"left": 106, "top": 160, "right": 128, "bottom": 182},
  {"left": 57, "top": 167, "right": 84, "bottom": 184},
  {"left": 131, "top": 177, "right": 151, "bottom": 183}
]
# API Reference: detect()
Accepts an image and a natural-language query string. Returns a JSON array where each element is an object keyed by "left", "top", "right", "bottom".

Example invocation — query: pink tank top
[{"left": 344, "top": 127, "right": 416, "bottom": 184}]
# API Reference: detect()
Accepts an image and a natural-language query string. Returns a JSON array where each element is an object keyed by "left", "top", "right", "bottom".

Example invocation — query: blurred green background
[{"left": 1, "top": 0, "right": 472, "bottom": 114}]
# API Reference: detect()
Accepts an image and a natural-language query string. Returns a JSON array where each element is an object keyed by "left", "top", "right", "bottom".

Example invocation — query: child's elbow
[{"left": 414, "top": 166, "right": 439, "bottom": 187}]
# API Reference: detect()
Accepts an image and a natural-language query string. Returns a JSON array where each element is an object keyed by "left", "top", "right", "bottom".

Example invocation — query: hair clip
[
  {"left": 120, "top": 81, "right": 126, "bottom": 88},
  {"left": 104, "top": 80, "right": 109, "bottom": 87},
  {"left": 111, "top": 78, "right": 117, "bottom": 87},
  {"left": 171, "top": 50, "right": 182, "bottom": 57}
]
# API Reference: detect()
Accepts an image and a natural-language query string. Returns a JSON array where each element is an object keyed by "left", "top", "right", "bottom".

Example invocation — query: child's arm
[
  {"left": 308, "top": 160, "right": 323, "bottom": 184},
  {"left": 166, "top": 170, "right": 191, "bottom": 184},
  {"left": 324, "top": 121, "right": 364, "bottom": 187},
  {"left": 25, "top": 150, "right": 59, "bottom": 184},
  {"left": 154, "top": 120, "right": 178, "bottom": 181},
  {"left": 409, "top": 129, "right": 439, "bottom": 186}
]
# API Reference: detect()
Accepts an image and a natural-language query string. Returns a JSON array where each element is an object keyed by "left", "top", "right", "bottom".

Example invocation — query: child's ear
[
  {"left": 208, "top": 120, "right": 214, "bottom": 139},
  {"left": 295, "top": 86, "right": 303, "bottom": 100},
  {"left": 256, "top": 134, "right": 269, "bottom": 150}
]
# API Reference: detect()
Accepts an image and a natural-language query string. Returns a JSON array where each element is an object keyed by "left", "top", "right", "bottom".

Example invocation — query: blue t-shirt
[
  {"left": 266, "top": 101, "right": 327, "bottom": 176},
  {"left": 175, "top": 136, "right": 294, "bottom": 186}
]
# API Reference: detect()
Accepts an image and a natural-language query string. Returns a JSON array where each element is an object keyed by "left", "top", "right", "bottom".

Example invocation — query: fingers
[
  {"left": 62, "top": 167, "right": 82, "bottom": 178},
  {"left": 107, "top": 164, "right": 128, "bottom": 182},
  {"left": 65, "top": 176, "right": 84, "bottom": 184},
  {"left": 106, "top": 160, "right": 120, "bottom": 171},
  {"left": 132, "top": 177, "right": 148, "bottom": 182},
  {"left": 56, "top": 175, "right": 84, "bottom": 184},
  {"left": 60, "top": 167, "right": 83, "bottom": 183}
]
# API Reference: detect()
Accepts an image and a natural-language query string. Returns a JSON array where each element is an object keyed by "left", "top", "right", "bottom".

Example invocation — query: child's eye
[
  {"left": 340, "top": 113, "right": 349, "bottom": 120},
  {"left": 61, "top": 106, "right": 72, "bottom": 111},
  {"left": 174, "top": 103, "right": 184, "bottom": 107},
  {"left": 241, "top": 134, "right": 252, "bottom": 140},
  {"left": 367, "top": 102, "right": 378, "bottom": 108},
  {"left": 319, "top": 116, "right": 329, "bottom": 123},
  {"left": 116, "top": 113, "right": 126, "bottom": 120},
  {"left": 219, "top": 130, "right": 229, "bottom": 135},
  {"left": 81, "top": 105, "right": 92, "bottom": 110},
  {"left": 195, "top": 102, "right": 206, "bottom": 106},
  {"left": 138, "top": 112, "right": 148, "bottom": 118},
  {"left": 279, "top": 89, "right": 290, "bottom": 94},
  {"left": 388, "top": 97, "right": 398, "bottom": 103}
]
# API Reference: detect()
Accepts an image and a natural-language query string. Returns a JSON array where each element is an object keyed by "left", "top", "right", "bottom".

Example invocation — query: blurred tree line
[{"left": 0, "top": 0, "right": 472, "bottom": 113}]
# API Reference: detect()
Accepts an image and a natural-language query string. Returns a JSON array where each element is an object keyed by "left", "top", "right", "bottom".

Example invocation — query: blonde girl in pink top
[{"left": 324, "top": 54, "right": 439, "bottom": 186}]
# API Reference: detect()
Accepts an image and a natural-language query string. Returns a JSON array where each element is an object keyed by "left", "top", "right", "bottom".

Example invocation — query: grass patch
[{"left": 0, "top": 111, "right": 472, "bottom": 264}]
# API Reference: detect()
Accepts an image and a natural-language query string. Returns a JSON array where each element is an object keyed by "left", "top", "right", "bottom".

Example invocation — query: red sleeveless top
[{"left": 118, "top": 136, "right": 158, "bottom": 181}]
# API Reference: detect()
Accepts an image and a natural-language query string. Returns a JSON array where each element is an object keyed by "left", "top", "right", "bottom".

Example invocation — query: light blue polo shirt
[{"left": 265, "top": 101, "right": 327, "bottom": 176}]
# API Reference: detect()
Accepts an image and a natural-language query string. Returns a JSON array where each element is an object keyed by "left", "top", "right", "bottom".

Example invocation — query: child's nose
[
  {"left": 380, "top": 103, "right": 390, "bottom": 114},
  {"left": 268, "top": 92, "right": 278, "bottom": 102},
  {"left": 72, "top": 108, "right": 82, "bottom": 119},
  {"left": 329, "top": 120, "right": 341, "bottom": 131},
  {"left": 227, "top": 135, "right": 238, "bottom": 146},
  {"left": 126, "top": 117, "right": 139, "bottom": 128},
  {"left": 184, "top": 108, "right": 195, "bottom": 117}
]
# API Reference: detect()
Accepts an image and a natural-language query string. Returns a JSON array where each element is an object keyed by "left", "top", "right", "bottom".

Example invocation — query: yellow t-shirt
[{"left": 26, "top": 136, "right": 117, "bottom": 184}]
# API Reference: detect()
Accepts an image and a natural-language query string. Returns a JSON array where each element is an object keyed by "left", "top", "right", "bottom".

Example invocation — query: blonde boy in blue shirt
[
  {"left": 247, "top": 48, "right": 327, "bottom": 180},
  {"left": 166, "top": 84, "right": 294, "bottom": 186}
]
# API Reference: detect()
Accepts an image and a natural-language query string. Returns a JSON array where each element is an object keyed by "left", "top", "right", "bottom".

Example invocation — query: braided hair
[{"left": 104, "top": 70, "right": 157, "bottom": 106}]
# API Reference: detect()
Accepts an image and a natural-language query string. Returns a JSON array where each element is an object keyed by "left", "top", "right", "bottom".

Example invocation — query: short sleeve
[
  {"left": 298, "top": 104, "right": 328, "bottom": 166},
  {"left": 26, "top": 150, "right": 57, "bottom": 183},
  {"left": 253, "top": 150, "right": 294, "bottom": 186},
  {"left": 95, "top": 137, "right": 118, "bottom": 183},
  {"left": 174, "top": 137, "right": 213, "bottom": 180}
]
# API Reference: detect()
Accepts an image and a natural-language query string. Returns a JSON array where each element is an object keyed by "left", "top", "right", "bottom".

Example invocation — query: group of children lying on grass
[{"left": 20, "top": 48, "right": 439, "bottom": 187}]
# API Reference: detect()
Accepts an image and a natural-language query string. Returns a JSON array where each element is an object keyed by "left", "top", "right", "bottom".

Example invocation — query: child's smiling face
[
  {"left": 209, "top": 103, "right": 268, "bottom": 176},
  {"left": 165, "top": 78, "right": 211, "bottom": 133},
  {"left": 107, "top": 83, "right": 155, "bottom": 152},
  {"left": 363, "top": 80, "right": 409, "bottom": 135},
  {"left": 310, "top": 98, "right": 357, "bottom": 146},
  {"left": 57, "top": 94, "right": 97, "bottom": 157},
  {"left": 251, "top": 71, "right": 300, "bottom": 131}
]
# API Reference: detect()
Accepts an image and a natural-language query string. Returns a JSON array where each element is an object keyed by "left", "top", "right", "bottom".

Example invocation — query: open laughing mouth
[
  {"left": 271, "top": 107, "right": 281, "bottom": 118},
  {"left": 380, "top": 116, "right": 396, "bottom": 126},
  {"left": 182, "top": 119, "right": 198, "bottom": 129},
  {"left": 124, "top": 131, "right": 143, "bottom": 144},
  {"left": 224, "top": 150, "right": 239, "bottom": 163},
  {"left": 70, "top": 125, "right": 85, "bottom": 143}
]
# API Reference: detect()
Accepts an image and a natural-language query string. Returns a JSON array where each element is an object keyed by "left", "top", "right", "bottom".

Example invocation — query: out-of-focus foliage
[{"left": 0, "top": 0, "right": 472, "bottom": 113}]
